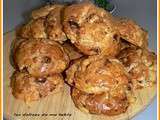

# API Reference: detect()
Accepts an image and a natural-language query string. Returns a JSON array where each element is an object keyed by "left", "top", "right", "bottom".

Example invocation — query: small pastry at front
[
  {"left": 117, "top": 47, "right": 156, "bottom": 89},
  {"left": 66, "top": 55, "right": 130, "bottom": 94},
  {"left": 14, "top": 39, "right": 69, "bottom": 77},
  {"left": 11, "top": 70, "right": 64, "bottom": 102},
  {"left": 63, "top": 3, "right": 121, "bottom": 56}
]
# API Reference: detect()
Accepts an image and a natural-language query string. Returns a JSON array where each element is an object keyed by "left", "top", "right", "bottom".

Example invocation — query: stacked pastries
[
  {"left": 11, "top": 2, "right": 156, "bottom": 115},
  {"left": 64, "top": 3, "right": 156, "bottom": 115},
  {"left": 11, "top": 5, "right": 70, "bottom": 102}
]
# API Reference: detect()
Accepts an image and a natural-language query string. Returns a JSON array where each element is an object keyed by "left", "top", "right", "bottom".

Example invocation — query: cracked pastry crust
[
  {"left": 11, "top": 71, "right": 64, "bottom": 102},
  {"left": 66, "top": 55, "right": 130, "bottom": 94},
  {"left": 62, "top": 41, "right": 83, "bottom": 60},
  {"left": 115, "top": 18, "right": 148, "bottom": 48},
  {"left": 63, "top": 3, "right": 121, "bottom": 56},
  {"left": 17, "top": 5, "right": 67, "bottom": 43},
  {"left": 14, "top": 39, "right": 69, "bottom": 77},
  {"left": 31, "top": 5, "right": 61, "bottom": 19},
  {"left": 71, "top": 88, "right": 129, "bottom": 116},
  {"left": 117, "top": 47, "right": 156, "bottom": 89}
]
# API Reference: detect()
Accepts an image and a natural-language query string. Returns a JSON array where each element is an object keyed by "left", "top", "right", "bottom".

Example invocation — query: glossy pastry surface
[
  {"left": 71, "top": 88, "right": 129, "bottom": 116},
  {"left": 117, "top": 47, "right": 156, "bottom": 89},
  {"left": 63, "top": 3, "right": 121, "bottom": 56},
  {"left": 115, "top": 18, "right": 148, "bottom": 48},
  {"left": 17, "top": 5, "right": 67, "bottom": 43},
  {"left": 14, "top": 39, "right": 69, "bottom": 77},
  {"left": 66, "top": 55, "right": 130, "bottom": 94},
  {"left": 11, "top": 71, "right": 64, "bottom": 102}
]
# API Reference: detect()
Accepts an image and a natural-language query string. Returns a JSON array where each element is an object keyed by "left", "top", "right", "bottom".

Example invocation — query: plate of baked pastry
[{"left": 4, "top": 2, "right": 157, "bottom": 120}]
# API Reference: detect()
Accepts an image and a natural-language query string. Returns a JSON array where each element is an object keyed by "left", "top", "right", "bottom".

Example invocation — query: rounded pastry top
[
  {"left": 18, "top": 18, "right": 47, "bottom": 39},
  {"left": 17, "top": 4, "right": 67, "bottom": 43},
  {"left": 63, "top": 3, "right": 121, "bottom": 56},
  {"left": 14, "top": 39, "right": 69, "bottom": 77},
  {"left": 11, "top": 70, "right": 64, "bottom": 102},
  {"left": 115, "top": 18, "right": 148, "bottom": 48},
  {"left": 117, "top": 47, "right": 156, "bottom": 89},
  {"left": 66, "top": 55, "right": 130, "bottom": 94}
]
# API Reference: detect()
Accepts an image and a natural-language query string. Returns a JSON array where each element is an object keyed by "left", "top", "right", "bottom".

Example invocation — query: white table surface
[{"left": 3, "top": 0, "right": 157, "bottom": 120}]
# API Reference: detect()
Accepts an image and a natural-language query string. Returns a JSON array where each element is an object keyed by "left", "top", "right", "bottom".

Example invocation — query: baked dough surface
[
  {"left": 63, "top": 3, "right": 121, "bottom": 56},
  {"left": 11, "top": 71, "right": 64, "bottom": 102},
  {"left": 17, "top": 5, "right": 67, "bottom": 43},
  {"left": 66, "top": 55, "right": 130, "bottom": 94},
  {"left": 14, "top": 39, "right": 69, "bottom": 77}
]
